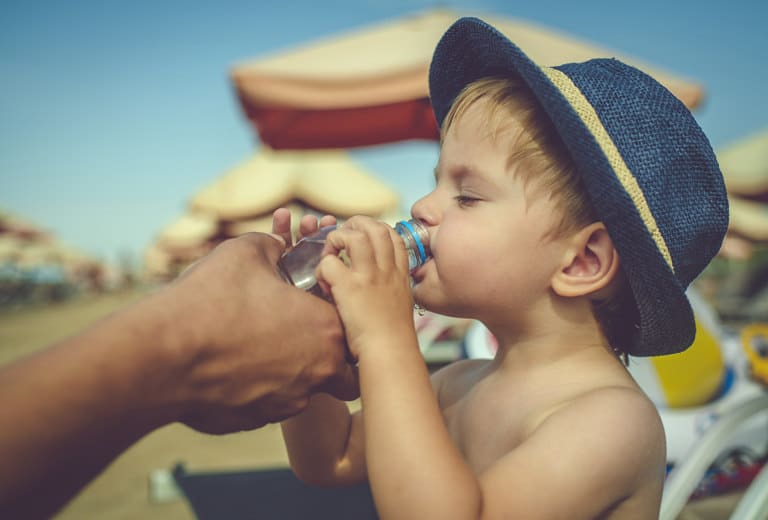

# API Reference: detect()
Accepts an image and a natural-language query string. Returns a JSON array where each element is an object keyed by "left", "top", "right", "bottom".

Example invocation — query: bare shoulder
[
  {"left": 562, "top": 384, "right": 662, "bottom": 425},
  {"left": 535, "top": 384, "right": 666, "bottom": 500},
  {"left": 541, "top": 384, "right": 666, "bottom": 466},
  {"left": 478, "top": 384, "right": 666, "bottom": 519}
]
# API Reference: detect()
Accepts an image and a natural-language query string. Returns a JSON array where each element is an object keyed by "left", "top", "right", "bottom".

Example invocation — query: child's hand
[
  {"left": 272, "top": 208, "right": 337, "bottom": 247},
  {"left": 316, "top": 216, "right": 416, "bottom": 360}
]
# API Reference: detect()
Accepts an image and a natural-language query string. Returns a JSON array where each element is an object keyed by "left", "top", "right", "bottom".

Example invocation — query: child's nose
[{"left": 410, "top": 192, "right": 439, "bottom": 228}]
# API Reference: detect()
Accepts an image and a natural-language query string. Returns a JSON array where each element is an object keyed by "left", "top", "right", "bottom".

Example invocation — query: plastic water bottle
[{"left": 277, "top": 219, "right": 430, "bottom": 299}]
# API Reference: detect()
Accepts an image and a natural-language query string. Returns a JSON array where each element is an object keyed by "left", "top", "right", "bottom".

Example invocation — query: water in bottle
[{"left": 278, "top": 219, "right": 430, "bottom": 299}]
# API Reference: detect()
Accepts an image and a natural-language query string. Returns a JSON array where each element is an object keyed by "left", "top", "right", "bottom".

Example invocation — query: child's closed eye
[{"left": 454, "top": 195, "right": 480, "bottom": 208}]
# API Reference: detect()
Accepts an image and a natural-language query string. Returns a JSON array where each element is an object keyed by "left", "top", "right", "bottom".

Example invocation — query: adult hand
[
  {"left": 0, "top": 230, "right": 357, "bottom": 518},
  {"left": 159, "top": 230, "right": 359, "bottom": 434}
]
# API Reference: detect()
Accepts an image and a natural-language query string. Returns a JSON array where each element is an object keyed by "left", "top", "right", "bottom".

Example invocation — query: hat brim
[{"left": 429, "top": 18, "right": 696, "bottom": 356}]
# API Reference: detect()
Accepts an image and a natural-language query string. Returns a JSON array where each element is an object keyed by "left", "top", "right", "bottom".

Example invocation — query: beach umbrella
[
  {"left": 0, "top": 235, "right": 65, "bottom": 267},
  {"left": 190, "top": 148, "right": 400, "bottom": 221},
  {"left": 718, "top": 129, "right": 768, "bottom": 199},
  {"left": 728, "top": 196, "right": 768, "bottom": 242},
  {"left": 231, "top": 9, "right": 704, "bottom": 149},
  {"left": 0, "top": 210, "right": 50, "bottom": 240},
  {"left": 220, "top": 201, "right": 403, "bottom": 238},
  {"left": 0, "top": 234, "right": 28, "bottom": 263},
  {"left": 143, "top": 243, "right": 174, "bottom": 279},
  {"left": 144, "top": 238, "right": 216, "bottom": 278},
  {"left": 157, "top": 211, "right": 220, "bottom": 250},
  {"left": 221, "top": 202, "right": 305, "bottom": 237},
  {"left": 150, "top": 211, "right": 221, "bottom": 279},
  {"left": 15, "top": 240, "right": 66, "bottom": 268}
]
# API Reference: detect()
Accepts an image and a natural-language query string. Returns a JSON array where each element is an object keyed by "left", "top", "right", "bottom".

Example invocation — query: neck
[{"left": 484, "top": 293, "right": 611, "bottom": 372}]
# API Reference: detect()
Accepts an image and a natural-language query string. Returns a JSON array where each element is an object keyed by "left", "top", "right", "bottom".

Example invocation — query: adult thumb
[{"left": 240, "top": 232, "right": 286, "bottom": 266}]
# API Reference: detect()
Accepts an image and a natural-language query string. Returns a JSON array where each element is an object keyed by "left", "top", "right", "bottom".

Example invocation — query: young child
[{"left": 276, "top": 17, "right": 728, "bottom": 519}]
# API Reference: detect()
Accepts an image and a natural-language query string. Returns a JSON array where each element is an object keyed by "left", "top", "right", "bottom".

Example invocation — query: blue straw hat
[{"left": 429, "top": 17, "right": 729, "bottom": 357}]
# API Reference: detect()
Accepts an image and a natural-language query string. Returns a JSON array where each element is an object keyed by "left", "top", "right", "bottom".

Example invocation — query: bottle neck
[{"left": 395, "top": 219, "right": 430, "bottom": 267}]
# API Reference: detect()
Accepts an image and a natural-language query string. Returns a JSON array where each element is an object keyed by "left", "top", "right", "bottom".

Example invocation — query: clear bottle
[{"left": 277, "top": 219, "right": 430, "bottom": 299}]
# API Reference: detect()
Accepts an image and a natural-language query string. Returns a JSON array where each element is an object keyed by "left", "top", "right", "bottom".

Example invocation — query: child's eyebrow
[
  {"left": 435, "top": 165, "right": 488, "bottom": 187},
  {"left": 435, "top": 165, "right": 464, "bottom": 180},
  {"left": 448, "top": 165, "right": 477, "bottom": 183}
]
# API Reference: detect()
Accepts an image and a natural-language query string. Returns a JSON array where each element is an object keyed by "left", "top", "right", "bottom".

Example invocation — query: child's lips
[{"left": 411, "top": 259, "right": 431, "bottom": 282}]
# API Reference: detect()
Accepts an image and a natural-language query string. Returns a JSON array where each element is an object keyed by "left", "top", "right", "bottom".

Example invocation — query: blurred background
[{"left": 2, "top": 1, "right": 767, "bottom": 519}]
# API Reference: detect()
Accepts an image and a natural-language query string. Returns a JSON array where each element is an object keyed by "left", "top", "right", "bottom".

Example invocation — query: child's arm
[
  {"left": 273, "top": 209, "right": 367, "bottom": 486},
  {"left": 357, "top": 329, "right": 482, "bottom": 518},
  {"left": 317, "top": 217, "right": 481, "bottom": 519},
  {"left": 280, "top": 395, "right": 367, "bottom": 486}
]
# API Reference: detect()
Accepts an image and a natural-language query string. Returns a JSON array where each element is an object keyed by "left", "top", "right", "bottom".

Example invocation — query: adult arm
[{"left": 0, "top": 232, "right": 357, "bottom": 518}]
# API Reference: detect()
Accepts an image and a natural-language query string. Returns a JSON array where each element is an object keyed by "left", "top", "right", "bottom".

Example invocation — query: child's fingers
[
  {"left": 323, "top": 227, "right": 376, "bottom": 272},
  {"left": 271, "top": 208, "right": 293, "bottom": 246},
  {"left": 316, "top": 254, "right": 348, "bottom": 292},
  {"left": 317, "top": 216, "right": 408, "bottom": 276},
  {"left": 342, "top": 217, "right": 402, "bottom": 272},
  {"left": 389, "top": 226, "right": 410, "bottom": 273},
  {"left": 366, "top": 221, "right": 397, "bottom": 270}
]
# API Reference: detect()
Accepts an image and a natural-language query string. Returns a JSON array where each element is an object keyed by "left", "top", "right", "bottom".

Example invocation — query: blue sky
[{"left": 2, "top": 0, "right": 766, "bottom": 264}]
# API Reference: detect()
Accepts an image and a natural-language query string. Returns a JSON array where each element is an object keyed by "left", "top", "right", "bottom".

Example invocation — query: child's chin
[{"left": 410, "top": 283, "right": 427, "bottom": 300}]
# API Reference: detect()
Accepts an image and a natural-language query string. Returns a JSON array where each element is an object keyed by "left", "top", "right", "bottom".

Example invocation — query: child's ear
[{"left": 551, "top": 223, "right": 620, "bottom": 298}]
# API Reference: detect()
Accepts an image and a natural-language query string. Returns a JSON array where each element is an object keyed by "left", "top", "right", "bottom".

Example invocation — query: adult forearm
[
  {"left": 0, "top": 293, "right": 183, "bottom": 518},
  {"left": 0, "top": 232, "right": 358, "bottom": 518},
  {"left": 359, "top": 342, "right": 481, "bottom": 520}
]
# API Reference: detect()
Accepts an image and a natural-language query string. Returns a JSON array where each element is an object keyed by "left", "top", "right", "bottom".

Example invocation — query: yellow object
[
  {"left": 650, "top": 318, "right": 725, "bottom": 408},
  {"left": 741, "top": 323, "right": 768, "bottom": 385},
  {"left": 190, "top": 148, "right": 400, "bottom": 221}
]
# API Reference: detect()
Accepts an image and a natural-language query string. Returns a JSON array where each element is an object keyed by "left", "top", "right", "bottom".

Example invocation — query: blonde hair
[
  {"left": 442, "top": 77, "right": 596, "bottom": 237},
  {"left": 442, "top": 77, "right": 637, "bottom": 363}
]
